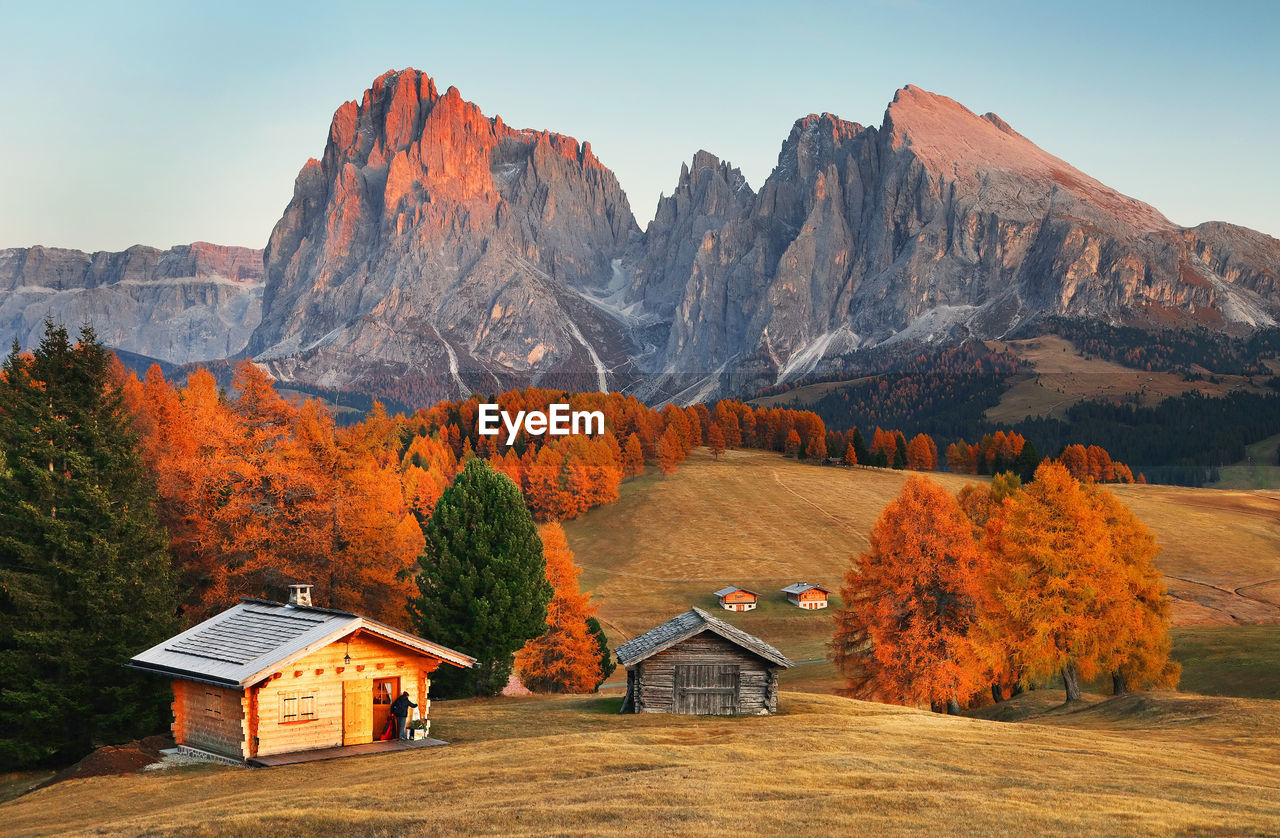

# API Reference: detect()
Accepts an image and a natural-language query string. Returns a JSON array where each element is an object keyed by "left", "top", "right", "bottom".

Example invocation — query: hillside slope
[
  {"left": 4, "top": 692, "right": 1278, "bottom": 837},
  {"left": 563, "top": 449, "right": 1280, "bottom": 690}
]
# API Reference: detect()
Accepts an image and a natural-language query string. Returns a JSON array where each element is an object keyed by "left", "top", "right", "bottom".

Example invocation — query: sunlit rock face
[
  {"left": 0, "top": 242, "right": 263, "bottom": 364},
  {"left": 251, "top": 69, "right": 639, "bottom": 400},
  {"left": 22, "top": 71, "right": 1269, "bottom": 406},
  {"left": 622, "top": 86, "right": 1280, "bottom": 401}
]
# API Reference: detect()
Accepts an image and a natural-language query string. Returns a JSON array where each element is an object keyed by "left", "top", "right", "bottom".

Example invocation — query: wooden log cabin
[
  {"left": 780, "top": 582, "right": 830, "bottom": 610},
  {"left": 616, "top": 607, "right": 793, "bottom": 715},
  {"left": 713, "top": 586, "right": 759, "bottom": 612},
  {"left": 128, "top": 586, "right": 474, "bottom": 764}
]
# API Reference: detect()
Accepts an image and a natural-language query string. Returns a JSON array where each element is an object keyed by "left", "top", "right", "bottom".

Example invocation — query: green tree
[
  {"left": 1013, "top": 439, "right": 1042, "bottom": 483},
  {"left": 585, "top": 616, "right": 616, "bottom": 690},
  {"left": 851, "top": 427, "right": 870, "bottom": 466},
  {"left": 407, "top": 459, "right": 552, "bottom": 697},
  {"left": 0, "top": 324, "right": 179, "bottom": 769}
]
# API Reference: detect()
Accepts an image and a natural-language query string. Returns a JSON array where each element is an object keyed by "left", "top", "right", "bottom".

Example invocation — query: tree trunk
[
  {"left": 930, "top": 700, "right": 945, "bottom": 714},
  {"left": 1112, "top": 671, "right": 1129, "bottom": 696},
  {"left": 1062, "top": 663, "right": 1083, "bottom": 703},
  {"left": 1011, "top": 682, "right": 1025, "bottom": 697},
  {"left": 946, "top": 699, "right": 961, "bottom": 715},
  {"left": 991, "top": 684, "right": 1004, "bottom": 703}
]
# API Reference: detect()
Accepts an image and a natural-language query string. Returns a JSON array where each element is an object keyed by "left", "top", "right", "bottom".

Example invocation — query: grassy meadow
[
  {"left": 4, "top": 446, "right": 1278, "bottom": 836},
  {"left": 568, "top": 448, "right": 1280, "bottom": 695},
  {"left": 5, "top": 691, "right": 1280, "bottom": 837}
]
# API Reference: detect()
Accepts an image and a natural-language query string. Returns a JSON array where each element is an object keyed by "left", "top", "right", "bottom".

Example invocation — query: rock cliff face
[
  {"left": 250, "top": 69, "right": 638, "bottom": 399},
  {"left": 623, "top": 86, "right": 1280, "bottom": 400},
  {"left": 0, "top": 242, "right": 262, "bottom": 364},
  {"left": 10, "top": 74, "right": 1276, "bottom": 405}
]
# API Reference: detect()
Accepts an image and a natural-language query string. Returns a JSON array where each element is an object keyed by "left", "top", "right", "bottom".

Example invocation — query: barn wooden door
[
  {"left": 674, "top": 665, "right": 740, "bottom": 714},
  {"left": 342, "top": 680, "right": 372, "bottom": 746}
]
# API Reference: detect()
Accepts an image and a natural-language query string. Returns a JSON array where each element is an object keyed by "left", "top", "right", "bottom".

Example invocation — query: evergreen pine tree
[
  {"left": 407, "top": 459, "right": 552, "bottom": 697},
  {"left": 0, "top": 324, "right": 179, "bottom": 769},
  {"left": 585, "top": 616, "right": 616, "bottom": 690},
  {"left": 1014, "top": 439, "right": 1042, "bottom": 483},
  {"left": 892, "top": 433, "right": 908, "bottom": 470},
  {"left": 851, "top": 427, "right": 870, "bottom": 466}
]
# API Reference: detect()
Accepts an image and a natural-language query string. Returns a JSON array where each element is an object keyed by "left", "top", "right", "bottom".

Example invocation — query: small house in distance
[
  {"left": 615, "top": 607, "right": 793, "bottom": 715},
  {"left": 128, "top": 585, "right": 475, "bottom": 765},
  {"left": 781, "top": 582, "right": 830, "bottom": 610},
  {"left": 713, "top": 586, "right": 759, "bottom": 612}
]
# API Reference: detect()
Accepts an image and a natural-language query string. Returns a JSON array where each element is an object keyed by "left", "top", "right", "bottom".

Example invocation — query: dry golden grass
[
  {"left": 6, "top": 452, "right": 1279, "bottom": 835},
  {"left": 985, "top": 335, "right": 1266, "bottom": 423},
  {"left": 569, "top": 449, "right": 1280, "bottom": 684},
  {"left": 5, "top": 691, "right": 1280, "bottom": 837}
]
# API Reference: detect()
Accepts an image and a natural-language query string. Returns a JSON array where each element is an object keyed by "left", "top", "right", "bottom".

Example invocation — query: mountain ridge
[{"left": 3, "top": 69, "right": 1277, "bottom": 407}]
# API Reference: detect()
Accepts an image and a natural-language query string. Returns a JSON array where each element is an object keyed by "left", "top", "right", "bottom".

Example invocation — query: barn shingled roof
[
  {"left": 713, "top": 586, "right": 759, "bottom": 598},
  {"left": 614, "top": 607, "right": 794, "bottom": 669},
  {"left": 128, "top": 598, "right": 474, "bottom": 688},
  {"left": 780, "top": 582, "right": 830, "bottom": 595}
]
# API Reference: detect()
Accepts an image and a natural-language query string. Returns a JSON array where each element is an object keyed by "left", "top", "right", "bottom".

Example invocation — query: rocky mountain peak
[
  {"left": 884, "top": 84, "right": 1171, "bottom": 232},
  {"left": 251, "top": 68, "right": 638, "bottom": 401}
]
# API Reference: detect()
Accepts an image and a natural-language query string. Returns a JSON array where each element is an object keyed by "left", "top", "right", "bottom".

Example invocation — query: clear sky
[{"left": 1, "top": 0, "right": 1277, "bottom": 252}]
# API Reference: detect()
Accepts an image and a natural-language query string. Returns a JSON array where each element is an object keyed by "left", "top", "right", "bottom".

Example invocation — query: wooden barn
[
  {"left": 128, "top": 586, "right": 474, "bottom": 764},
  {"left": 781, "top": 582, "right": 830, "bottom": 610},
  {"left": 616, "top": 607, "right": 793, "bottom": 715},
  {"left": 713, "top": 586, "right": 759, "bottom": 612}
]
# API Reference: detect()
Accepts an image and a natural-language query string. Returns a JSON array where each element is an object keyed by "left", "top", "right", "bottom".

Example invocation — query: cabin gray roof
[
  {"left": 781, "top": 582, "right": 830, "bottom": 595},
  {"left": 713, "top": 586, "right": 758, "bottom": 598},
  {"left": 128, "top": 599, "right": 475, "bottom": 688},
  {"left": 614, "top": 607, "right": 793, "bottom": 669}
]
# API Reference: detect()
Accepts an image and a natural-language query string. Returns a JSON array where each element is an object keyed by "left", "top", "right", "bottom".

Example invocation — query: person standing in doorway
[{"left": 390, "top": 691, "right": 417, "bottom": 740}]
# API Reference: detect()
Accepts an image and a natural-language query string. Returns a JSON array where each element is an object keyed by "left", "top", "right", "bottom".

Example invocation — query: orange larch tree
[
  {"left": 1082, "top": 483, "right": 1179, "bottom": 694},
  {"left": 707, "top": 423, "right": 726, "bottom": 459},
  {"left": 515, "top": 522, "right": 604, "bottom": 693},
  {"left": 656, "top": 424, "right": 683, "bottom": 475},
  {"left": 829, "top": 475, "right": 995, "bottom": 713},
  {"left": 982, "top": 461, "right": 1133, "bottom": 702},
  {"left": 906, "top": 433, "right": 937, "bottom": 470}
]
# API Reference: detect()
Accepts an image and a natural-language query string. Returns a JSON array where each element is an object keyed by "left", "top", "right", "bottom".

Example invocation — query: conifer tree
[
  {"left": 0, "top": 325, "right": 178, "bottom": 769},
  {"left": 1013, "top": 439, "right": 1042, "bottom": 483},
  {"left": 707, "top": 423, "right": 726, "bottom": 459},
  {"left": 983, "top": 461, "right": 1132, "bottom": 702},
  {"left": 656, "top": 425, "right": 682, "bottom": 474},
  {"left": 515, "top": 523, "right": 602, "bottom": 693},
  {"left": 1083, "top": 483, "right": 1178, "bottom": 694},
  {"left": 830, "top": 476, "right": 994, "bottom": 712},
  {"left": 407, "top": 459, "right": 552, "bottom": 696},
  {"left": 851, "top": 426, "right": 870, "bottom": 466},
  {"left": 586, "top": 616, "right": 616, "bottom": 690}
]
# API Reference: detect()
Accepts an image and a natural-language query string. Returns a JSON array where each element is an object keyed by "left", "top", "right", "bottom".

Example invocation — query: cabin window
[
  {"left": 204, "top": 690, "right": 221, "bottom": 716},
  {"left": 279, "top": 691, "right": 317, "bottom": 723}
]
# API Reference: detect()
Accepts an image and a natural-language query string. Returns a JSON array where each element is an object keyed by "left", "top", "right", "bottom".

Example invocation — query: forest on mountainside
[{"left": 762, "top": 335, "right": 1280, "bottom": 486}]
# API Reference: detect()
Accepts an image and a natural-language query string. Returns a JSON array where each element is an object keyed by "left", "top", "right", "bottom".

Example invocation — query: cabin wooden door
[
  {"left": 342, "top": 680, "right": 372, "bottom": 746},
  {"left": 372, "top": 677, "right": 399, "bottom": 738},
  {"left": 674, "top": 664, "right": 739, "bottom": 714}
]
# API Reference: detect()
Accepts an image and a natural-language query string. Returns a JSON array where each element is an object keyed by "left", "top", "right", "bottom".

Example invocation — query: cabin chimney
[{"left": 288, "top": 584, "right": 312, "bottom": 607}]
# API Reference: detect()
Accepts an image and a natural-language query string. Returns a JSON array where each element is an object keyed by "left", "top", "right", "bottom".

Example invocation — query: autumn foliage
[
  {"left": 119, "top": 363, "right": 832, "bottom": 622},
  {"left": 982, "top": 462, "right": 1165, "bottom": 700},
  {"left": 832, "top": 465, "right": 1175, "bottom": 710},
  {"left": 515, "top": 523, "right": 604, "bottom": 693},
  {"left": 122, "top": 362, "right": 420, "bottom": 625},
  {"left": 830, "top": 476, "right": 994, "bottom": 711}
]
